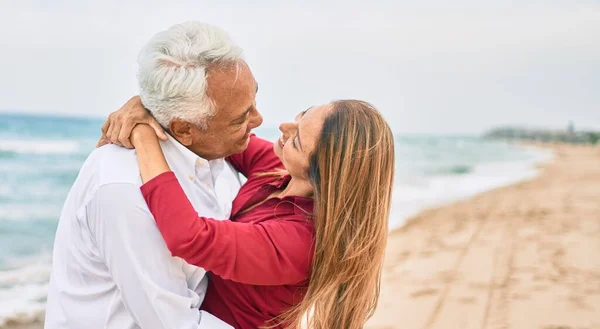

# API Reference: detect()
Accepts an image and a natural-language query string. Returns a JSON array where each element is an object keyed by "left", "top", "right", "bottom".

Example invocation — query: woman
[{"left": 101, "top": 100, "right": 395, "bottom": 329}]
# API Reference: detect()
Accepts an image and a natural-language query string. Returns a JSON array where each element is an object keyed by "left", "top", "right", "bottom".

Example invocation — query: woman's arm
[
  {"left": 131, "top": 126, "right": 312, "bottom": 286},
  {"left": 130, "top": 125, "right": 171, "bottom": 183}
]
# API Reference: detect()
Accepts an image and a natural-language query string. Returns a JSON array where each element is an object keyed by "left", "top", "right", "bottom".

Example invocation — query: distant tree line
[{"left": 484, "top": 126, "right": 600, "bottom": 145}]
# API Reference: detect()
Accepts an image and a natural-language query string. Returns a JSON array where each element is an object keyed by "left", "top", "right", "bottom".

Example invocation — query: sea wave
[
  {"left": 0, "top": 203, "right": 63, "bottom": 221},
  {"left": 389, "top": 146, "right": 553, "bottom": 228},
  {"left": 426, "top": 164, "right": 473, "bottom": 175},
  {"left": 0, "top": 260, "right": 50, "bottom": 327},
  {"left": 0, "top": 139, "right": 81, "bottom": 155},
  {"left": 447, "top": 165, "right": 472, "bottom": 174},
  {"left": 0, "top": 151, "right": 17, "bottom": 159}
]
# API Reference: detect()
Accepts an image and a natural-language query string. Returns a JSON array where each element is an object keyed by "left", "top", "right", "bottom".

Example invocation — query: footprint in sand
[
  {"left": 458, "top": 296, "right": 477, "bottom": 304},
  {"left": 410, "top": 288, "right": 439, "bottom": 298},
  {"left": 567, "top": 295, "right": 590, "bottom": 310},
  {"left": 511, "top": 293, "right": 530, "bottom": 300},
  {"left": 396, "top": 250, "right": 411, "bottom": 261}
]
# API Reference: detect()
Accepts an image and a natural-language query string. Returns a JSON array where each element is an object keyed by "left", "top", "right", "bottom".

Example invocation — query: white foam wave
[
  {"left": 0, "top": 139, "right": 80, "bottom": 155},
  {"left": 0, "top": 261, "right": 51, "bottom": 327},
  {"left": 389, "top": 146, "right": 553, "bottom": 228},
  {"left": 0, "top": 203, "right": 63, "bottom": 221}
]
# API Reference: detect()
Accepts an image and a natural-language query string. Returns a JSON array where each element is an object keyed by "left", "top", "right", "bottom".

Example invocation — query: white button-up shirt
[{"left": 45, "top": 135, "right": 241, "bottom": 329}]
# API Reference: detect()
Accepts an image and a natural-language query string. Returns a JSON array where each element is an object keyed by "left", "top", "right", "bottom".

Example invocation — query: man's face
[{"left": 187, "top": 61, "right": 262, "bottom": 160}]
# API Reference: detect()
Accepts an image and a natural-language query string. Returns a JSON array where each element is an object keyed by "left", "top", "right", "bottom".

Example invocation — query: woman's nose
[{"left": 279, "top": 122, "right": 297, "bottom": 135}]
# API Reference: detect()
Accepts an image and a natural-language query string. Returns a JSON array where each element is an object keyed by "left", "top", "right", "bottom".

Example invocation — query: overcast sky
[{"left": 1, "top": 0, "right": 598, "bottom": 133}]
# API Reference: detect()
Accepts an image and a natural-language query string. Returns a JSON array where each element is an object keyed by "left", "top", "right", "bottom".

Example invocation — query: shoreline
[
  {"left": 391, "top": 141, "right": 552, "bottom": 232},
  {"left": 367, "top": 143, "right": 600, "bottom": 328},
  {"left": 388, "top": 141, "right": 552, "bottom": 230}
]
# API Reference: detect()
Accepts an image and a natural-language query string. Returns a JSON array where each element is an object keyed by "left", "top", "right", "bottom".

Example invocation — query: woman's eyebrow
[
  {"left": 302, "top": 106, "right": 313, "bottom": 117},
  {"left": 296, "top": 106, "right": 313, "bottom": 151}
]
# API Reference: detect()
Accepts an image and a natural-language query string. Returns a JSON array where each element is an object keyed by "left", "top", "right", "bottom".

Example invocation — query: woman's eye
[{"left": 291, "top": 138, "right": 296, "bottom": 148}]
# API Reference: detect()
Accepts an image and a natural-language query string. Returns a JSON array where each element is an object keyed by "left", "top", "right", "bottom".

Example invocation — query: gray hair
[{"left": 137, "top": 21, "right": 243, "bottom": 129}]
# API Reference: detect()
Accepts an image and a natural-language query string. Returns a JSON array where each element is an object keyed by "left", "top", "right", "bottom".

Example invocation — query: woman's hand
[
  {"left": 97, "top": 96, "right": 168, "bottom": 148},
  {"left": 130, "top": 124, "right": 172, "bottom": 183},
  {"left": 131, "top": 124, "right": 159, "bottom": 148}
]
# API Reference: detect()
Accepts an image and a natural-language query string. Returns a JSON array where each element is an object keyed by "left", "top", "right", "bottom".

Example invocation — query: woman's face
[{"left": 273, "top": 104, "right": 333, "bottom": 179}]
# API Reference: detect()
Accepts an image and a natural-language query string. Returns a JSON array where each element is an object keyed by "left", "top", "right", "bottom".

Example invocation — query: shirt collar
[{"left": 159, "top": 134, "right": 225, "bottom": 178}]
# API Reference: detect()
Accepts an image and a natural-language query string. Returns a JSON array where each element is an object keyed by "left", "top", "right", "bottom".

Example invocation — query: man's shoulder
[{"left": 80, "top": 144, "right": 142, "bottom": 187}]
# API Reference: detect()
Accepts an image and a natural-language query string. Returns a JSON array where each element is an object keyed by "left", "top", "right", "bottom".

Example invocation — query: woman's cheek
[{"left": 282, "top": 145, "right": 292, "bottom": 163}]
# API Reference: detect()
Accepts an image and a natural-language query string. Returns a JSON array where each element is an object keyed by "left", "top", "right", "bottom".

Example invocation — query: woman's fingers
[
  {"left": 105, "top": 118, "right": 115, "bottom": 144},
  {"left": 100, "top": 96, "right": 163, "bottom": 148},
  {"left": 118, "top": 123, "right": 135, "bottom": 149},
  {"left": 96, "top": 136, "right": 110, "bottom": 148},
  {"left": 108, "top": 120, "right": 123, "bottom": 146},
  {"left": 98, "top": 113, "right": 114, "bottom": 147},
  {"left": 148, "top": 120, "right": 168, "bottom": 141},
  {"left": 101, "top": 117, "right": 110, "bottom": 137}
]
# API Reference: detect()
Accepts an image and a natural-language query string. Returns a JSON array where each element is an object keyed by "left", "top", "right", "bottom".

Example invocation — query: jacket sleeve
[{"left": 141, "top": 172, "right": 313, "bottom": 286}]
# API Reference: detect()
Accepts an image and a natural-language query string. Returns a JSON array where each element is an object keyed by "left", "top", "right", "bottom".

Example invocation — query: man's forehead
[
  {"left": 208, "top": 64, "right": 254, "bottom": 91},
  {"left": 207, "top": 65, "right": 255, "bottom": 105}
]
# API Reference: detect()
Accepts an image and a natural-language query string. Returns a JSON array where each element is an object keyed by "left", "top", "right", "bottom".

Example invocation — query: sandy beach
[
  {"left": 367, "top": 143, "right": 600, "bottom": 329},
  {"left": 3, "top": 143, "right": 599, "bottom": 329},
  {"left": 1, "top": 324, "right": 42, "bottom": 329}
]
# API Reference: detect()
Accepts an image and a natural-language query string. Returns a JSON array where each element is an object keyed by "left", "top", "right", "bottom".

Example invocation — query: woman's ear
[{"left": 168, "top": 119, "right": 193, "bottom": 146}]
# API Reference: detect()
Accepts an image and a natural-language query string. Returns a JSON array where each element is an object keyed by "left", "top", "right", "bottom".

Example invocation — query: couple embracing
[{"left": 45, "top": 21, "right": 394, "bottom": 329}]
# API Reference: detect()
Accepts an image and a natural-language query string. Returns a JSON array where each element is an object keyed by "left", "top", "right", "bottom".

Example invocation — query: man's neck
[{"left": 167, "top": 133, "right": 220, "bottom": 161}]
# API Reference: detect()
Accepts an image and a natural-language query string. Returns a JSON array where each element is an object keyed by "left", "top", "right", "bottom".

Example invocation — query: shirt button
[
  {"left": 188, "top": 174, "right": 195, "bottom": 181},
  {"left": 205, "top": 183, "right": 211, "bottom": 189},
  {"left": 196, "top": 159, "right": 204, "bottom": 166}
]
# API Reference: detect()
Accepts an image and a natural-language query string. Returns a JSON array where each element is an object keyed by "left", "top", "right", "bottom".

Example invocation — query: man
[{"left": 45, "top": 21, "right": 262, "bottom": 329}]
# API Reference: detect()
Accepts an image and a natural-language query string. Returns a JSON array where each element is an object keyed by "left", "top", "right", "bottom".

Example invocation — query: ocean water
[{"left": 0, "top": 112, "right": 552, "bottom": 325}]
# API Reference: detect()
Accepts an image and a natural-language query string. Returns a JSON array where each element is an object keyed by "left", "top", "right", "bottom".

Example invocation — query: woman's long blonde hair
[{"left": 282, "top": 100, "right": 395, "bottom": 329}]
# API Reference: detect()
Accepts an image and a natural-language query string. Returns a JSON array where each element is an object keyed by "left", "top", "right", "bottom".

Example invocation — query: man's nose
[{"left": 249, "top": 109, "right": 263, "bottom": 129}]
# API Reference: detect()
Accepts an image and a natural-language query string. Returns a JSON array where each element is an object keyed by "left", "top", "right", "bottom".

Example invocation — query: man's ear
[{"left": 169, "top": 119, "right": 193, "bottom": 146}]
